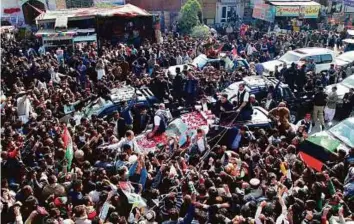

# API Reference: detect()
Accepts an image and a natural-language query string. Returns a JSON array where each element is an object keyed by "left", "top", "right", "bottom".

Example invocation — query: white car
[
  {"left": 335, "top": 50, "right": 354, "bottom": 70},
  {"left": 262, "top": 47, "right": 336, "bottom": 76},
  {"left": 325, "top": 75, "right": 354, "bottom": 105}
]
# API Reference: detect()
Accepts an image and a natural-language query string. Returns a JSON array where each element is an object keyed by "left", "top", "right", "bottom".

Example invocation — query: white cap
[{"left": 250, "top": 178, "right": 260, "bottom": 187}]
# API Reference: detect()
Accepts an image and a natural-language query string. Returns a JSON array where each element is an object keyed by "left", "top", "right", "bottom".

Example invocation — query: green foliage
[
  {"left": 190, "top": 25, "right": 210, "bottom": 39},
  {"left": 178, "top": 0, "right": 203, "bottom": 34}
]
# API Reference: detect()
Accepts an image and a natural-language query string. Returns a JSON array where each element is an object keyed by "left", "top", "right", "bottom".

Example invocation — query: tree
[
  {"left": 178, "top": 0, "right": 203, "bottom": 34},
  {"left": 190, "top": 25, "right": 210, "bottom": 39}
]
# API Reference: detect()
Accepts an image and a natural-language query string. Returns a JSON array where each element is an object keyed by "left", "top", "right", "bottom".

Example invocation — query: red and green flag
[
  {"left": 298, "top": 136, "right": 340, "bottom": 172},
  {"left": 62, "top": 127, "right": 74, "bottom": 171}
]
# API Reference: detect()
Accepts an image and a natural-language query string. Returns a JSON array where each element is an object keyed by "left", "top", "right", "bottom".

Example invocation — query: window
[
  {"left": 282, "top": 87, "right": 294, "bottom": 99},
  {"left": 221, "top": 6, "right": 227, "bottom": 19},
  {"left": 303, "top": 55, "right": 321, "bottom": 64},
  {"left": 320, "top": 54, "right": 333, "bottom": 64}
]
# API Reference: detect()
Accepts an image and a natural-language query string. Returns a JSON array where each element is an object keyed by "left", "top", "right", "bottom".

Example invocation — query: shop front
[{"left": 269, "top": 1, "right": 321, "bottom": 30}]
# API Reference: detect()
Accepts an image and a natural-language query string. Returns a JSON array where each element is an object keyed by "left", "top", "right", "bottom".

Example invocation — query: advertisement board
[
  {"left": 300, "top": 5, "right": 320, "bottom": 18},
  {"left": 275, "top": 6, "right": 299, "bottom": 17},
  {"left": 252, "top": 3, "right": 275, "bottom": 22},
  {"left": 275, "top": 5, "right": 319, "bottom": 18}
]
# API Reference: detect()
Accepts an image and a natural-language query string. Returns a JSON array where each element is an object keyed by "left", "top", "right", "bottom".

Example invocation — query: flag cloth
[
  {"left": 299, "top": 151, "right": 323, "bottom": 172},
  {"left": 298, "top": 136, "right": 341, "bottom": 171},
  {"left": 62, "top": 127, "right": 74, "bottom": 170},
  {"left": 232, "top": 48, "right": 238, "bottom": 58},
  {"left": 122, "top": 190, "right": 147, "bottom": 208}
]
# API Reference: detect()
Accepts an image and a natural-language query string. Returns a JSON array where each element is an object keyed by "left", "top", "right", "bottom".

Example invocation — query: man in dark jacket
[
  {"left": 172, "top": 67, "right": 184, "bottom": 104},
  {"left": 213, "top": 93, "right": 233, "bottom": 123},
  {"left": 296, "top": 64, "right": 307, "bottom": 93},
  {"left": 284, "top": 63, "right": 297, "bottom": 91},
  {"left": 111, "top": 111, "right": 126, "bottom": 139},
  {"left": 312, "top": 87, "right": 327, "bottom": 129},
  {"left": 183, "top": 71, "right": 198, "bottom": 107},
  {"left": 341, "top": 88, "right": 354, "bottom": 119}
]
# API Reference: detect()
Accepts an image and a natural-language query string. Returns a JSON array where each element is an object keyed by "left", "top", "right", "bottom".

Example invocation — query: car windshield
[
  {"left": 341, "top": 76, "right": 354, "bottom": 88},
  {"left": 329, "top": 118, "right": 354, "bottom": 148},
  {"left": 279, "top": 52, "right": 301, "bottom": 63}
]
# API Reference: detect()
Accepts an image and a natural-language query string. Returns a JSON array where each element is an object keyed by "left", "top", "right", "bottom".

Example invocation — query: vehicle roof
[
  {"left": 242, "top": 76, "right": 288, "bottom": 89},
  {"left": 291, "top": 47, "right": 335, "bottom": 56},
  {"left": 336, "top": 51, "right": 354, "bottom": 62}
]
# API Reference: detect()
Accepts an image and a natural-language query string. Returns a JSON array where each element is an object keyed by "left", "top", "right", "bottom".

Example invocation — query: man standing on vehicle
[
  {"left": 148, "top": 103, "right": 171, "bottom": 138},
  {"left": 213, "top": 93, "right": 234, "bottom": 123},
  {"left": 284, "top": 63, "right": 297, "bottom": 91},
  {"left": 235, "top": 83, "right": 253, "bottom": 121},
  {"left": 324, "top": 86, "right": 338, "bottom": 126},
  {"left": 312, "top": 87, "right": 327, "bottom": 130}
]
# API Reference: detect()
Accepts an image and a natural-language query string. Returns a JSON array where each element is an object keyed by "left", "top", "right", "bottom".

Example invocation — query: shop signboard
[
  {"left": 275, "top": 6, "right": 299, "bottom": 17},
  {"left": 344, "top": 0, "right": 354, "bottom": 7},
  {"left": 275, "top": 5, "right": 320, "bottom": 18},
  {"left": 300, "top": 5, "right": 320, "bottom": 18},
  {"left": 252, "top": 3, "right": 275, "bottom": 22}
]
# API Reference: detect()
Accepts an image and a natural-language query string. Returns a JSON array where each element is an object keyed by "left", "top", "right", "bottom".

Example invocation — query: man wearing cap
[
  {"left": 250, "top": 94, "right": 259, "bottom": 106},
  {"left": 296, "top": 113, "right": 313, "bottom": 133},
  {"left": 244, "top": 178, "right": 263, "bottom": 201}
]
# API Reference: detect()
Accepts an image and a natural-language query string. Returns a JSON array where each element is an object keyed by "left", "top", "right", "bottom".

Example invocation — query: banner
[
  {"left": 344, "top": 0, "right": 354, "bottom": 7},
  {"left": 300, "top": 5, "right": 320, "bottom": 18},
  {"left": 252, "top": 3, "right": 275, "bottom": 22},
  {"left": 275, "top": 5, "right": 320, "bottom": 18},
  {"left": 275, "top": 6, "right": 299, "bottom": 17}
]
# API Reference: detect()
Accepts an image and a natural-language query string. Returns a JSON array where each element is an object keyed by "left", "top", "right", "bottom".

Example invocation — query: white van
[{"left": 262, "top": 47, "right": 336, "bottom": 76}]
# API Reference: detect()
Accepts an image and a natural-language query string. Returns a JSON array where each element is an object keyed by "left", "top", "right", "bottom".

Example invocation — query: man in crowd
[
  {"left": 324, "top": 86, "right": 338, "bottom": 125},
  {"left": 313, "top": 86, "right": 327, "bottom": 130}
]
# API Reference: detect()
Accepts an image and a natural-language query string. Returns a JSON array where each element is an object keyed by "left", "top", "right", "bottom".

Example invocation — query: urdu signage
[{"left": 275, "top": 5, "right": 320, "bottom": 18}]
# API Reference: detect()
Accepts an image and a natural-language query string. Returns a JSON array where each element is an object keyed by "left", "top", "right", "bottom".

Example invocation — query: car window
[
  {"left": 279, "top": 52, "right": 301, "bottom": 63},
  {"left": 305, "top": 55, "right": 321, "bottom": 64},
  {"left": 282, "top": 87, "right": 293, "bottom": 98},
  {"left": 320, "top": 54, "right": 333, "bottom": 64}
]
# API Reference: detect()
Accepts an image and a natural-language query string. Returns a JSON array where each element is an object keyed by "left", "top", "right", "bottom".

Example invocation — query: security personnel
[
  {"left": 148, "top": 103, "right": 170, "bottom": 138},
  {"left": 235, "top": 83, "right": 253, "bottom": 121}
]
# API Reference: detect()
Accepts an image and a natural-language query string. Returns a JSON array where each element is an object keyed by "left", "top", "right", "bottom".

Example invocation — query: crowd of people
[{"left": 1, "top": 22, "right": 354, "bottom": 224}]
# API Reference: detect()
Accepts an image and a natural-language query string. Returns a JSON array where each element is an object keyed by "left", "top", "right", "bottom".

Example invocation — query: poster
[{"left": 252, "top": 3, "right": 275, "bottom": 22}]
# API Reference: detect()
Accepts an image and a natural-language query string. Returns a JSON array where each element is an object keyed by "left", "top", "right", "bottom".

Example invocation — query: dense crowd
[{"left": 1, "top": 24, "right": 354, "bottom": 224}]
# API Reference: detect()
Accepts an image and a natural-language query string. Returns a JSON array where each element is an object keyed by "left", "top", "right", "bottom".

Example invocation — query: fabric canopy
[{"left": 36, "top": 4, "right": 151, "bottom": 22}]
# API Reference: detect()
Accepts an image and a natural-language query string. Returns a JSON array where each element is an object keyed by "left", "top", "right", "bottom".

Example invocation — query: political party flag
[
  {"left": 122, "top": 190, "right": 147, "bottom": 208},
  {"left": 62, "top": 127, "right": 74, "bottom": 170},
  {"left": 298, "top": 136, "right": 340, "bottom": 172}
]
